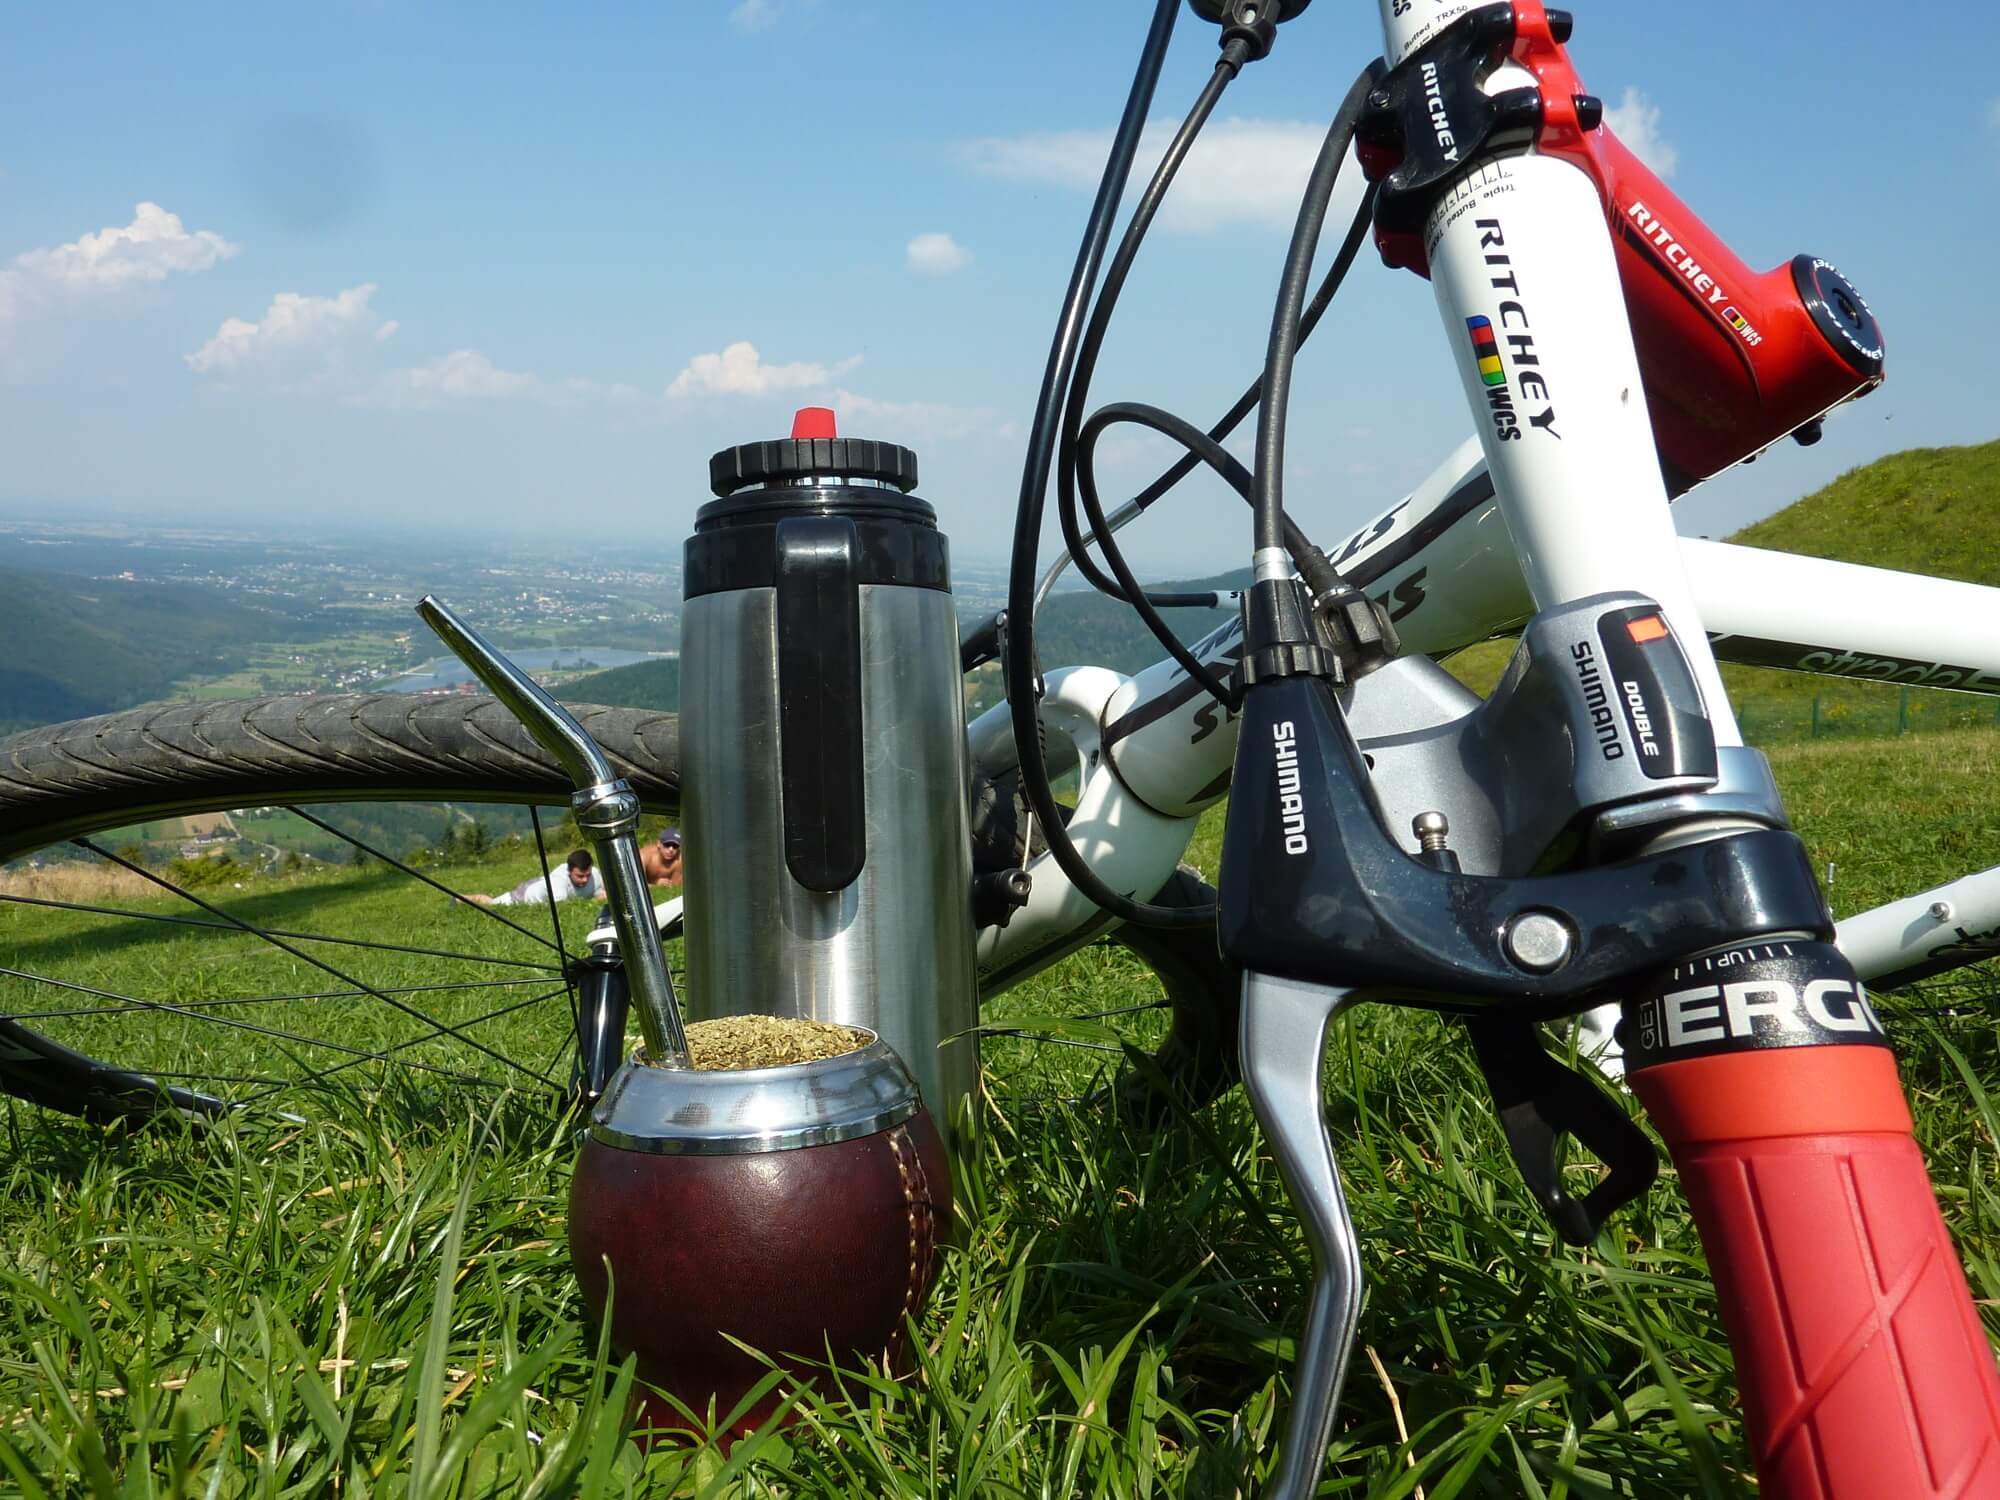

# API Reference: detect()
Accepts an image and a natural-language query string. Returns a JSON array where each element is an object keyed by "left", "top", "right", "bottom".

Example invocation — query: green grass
[
  {"left": 1725, "top": 440, "right": 2000, "bottom": 582},
  {"left": 2, "top": 735, "right": 1998, "bottom": 1495}
]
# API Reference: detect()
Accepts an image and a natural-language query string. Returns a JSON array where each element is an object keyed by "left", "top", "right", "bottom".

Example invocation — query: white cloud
[
  {"left": 729, "top": 0, "right": 779, "bottom": 32},
  {"left": 2, "top": 202, "right": 238, "bottom": 323},
  {"left": 387, "top": 349, "right": 539, "bottom": 401},
  {"left": 906, "top": 232, "right": 971, "bottom": 275},
  {"left": 1604, "top": 87, "right": 1678, "bottom": 179},
  {"left": 186, "top": 293, "right": 620, "bottom": 409},
  {"left": 830, "top": 387, "right": 1013, "bottom": 444},
  {"left": 13, "top": 202, "right": 238, "bottom": 291},
  {"left": 666, "top": 340, "right": 855, "bottom": 399},
  {"left": 964, "top": 117, "right": 1364, "bottom": 233},
  {"left": 185, "top": 284, "right": 387, "bottom": 373},
  {"left": 185, "top": 286, "right": 621, "bottom": 409},
  {"left": 370, "top": 354, "right": 633, "bottom": 410}
]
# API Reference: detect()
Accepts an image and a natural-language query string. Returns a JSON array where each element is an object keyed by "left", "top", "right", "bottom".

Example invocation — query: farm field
[{"left": 1, "top": 730, "right": 1997, "bottom": 1495}]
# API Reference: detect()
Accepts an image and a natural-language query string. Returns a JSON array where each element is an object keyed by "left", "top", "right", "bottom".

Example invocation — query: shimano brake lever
[
  {"left": 1240, "top": 970, "right": 1362, "bottom": 1500},
  {"left": 1217, "top": 588, "right": 1828, "bottom": 1011}
]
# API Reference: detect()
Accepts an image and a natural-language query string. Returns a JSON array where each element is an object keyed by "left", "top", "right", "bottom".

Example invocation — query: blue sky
[{"left": 2, "top": 1, "right": 1994, "bottom": 573}]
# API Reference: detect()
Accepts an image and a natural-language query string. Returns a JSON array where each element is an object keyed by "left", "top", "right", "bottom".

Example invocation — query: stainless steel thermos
[{"left": 679, "top": 408, "right": 978, "bottom": 1124}]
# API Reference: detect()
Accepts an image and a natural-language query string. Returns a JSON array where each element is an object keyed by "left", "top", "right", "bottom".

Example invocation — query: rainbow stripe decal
[
  {"left": 1466, "top": 316, "right": 1505, "bottom": 387},
  {"left": 1724, "top": 306, "right": 1753, "bottom": 334}
]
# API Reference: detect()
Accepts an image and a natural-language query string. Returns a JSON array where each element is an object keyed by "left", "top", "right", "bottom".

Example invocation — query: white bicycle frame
[
  {"left": 969, "top": 445, "right": 2000, "bottom": 998},
  {"left": 962, "top": 31, "right": 2000, "bottom": 1008}
]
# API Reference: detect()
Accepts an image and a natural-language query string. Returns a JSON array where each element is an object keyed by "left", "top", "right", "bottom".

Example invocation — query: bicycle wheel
[
  {"left": 0, "top": 694, "right": 1235, "bottom": 1125},
  {"left": 0, "top": 694, "right": 678, "bottom": 1123},
  {"left": 968, "top": 765, "right": 1241, "bottom": 1114}
]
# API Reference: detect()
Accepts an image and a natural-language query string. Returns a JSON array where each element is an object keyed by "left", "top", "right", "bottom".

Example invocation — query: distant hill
[
  {"left": 1727, "top": 440, "right": 2000, "bottom": 581},
  {"left": 509, "top": 443, "right": 2000, "bottom": 745},
  {"left": 560, "top": 656, "right": 681, "bottom": 711},
  {"left": 560, "top": 574, "right": 1247, "bottom": 716},
  {"left": 1444, "top": 440, "right": 2000, "bottom": 741},
  {"left": 1032, "top": 569, "right": 1243, "bottom": 679},
  {"left": 0, "top": 565, "right": 297, "bottom": 734}
]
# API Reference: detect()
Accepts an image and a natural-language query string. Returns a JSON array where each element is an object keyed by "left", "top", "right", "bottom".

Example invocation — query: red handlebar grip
[{"left": 1632, "top": 1047, "right": 2000, "bottom": 1497}]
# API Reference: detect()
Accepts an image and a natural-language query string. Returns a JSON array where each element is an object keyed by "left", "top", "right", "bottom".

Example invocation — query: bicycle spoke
[
  {"left": 121, "top": 1070, "right": 291, "bottom": 1087},
  {"left": 528, "top": 806, "right": 582, "bottom": 1026},
  {"left": 0, "top": 966, "right": 504, "bottom": 1088},
  {"left": 283, "top": 804, "right": 565, "bottom": 955},
  {"left": 72, "top": 840, "right": 557, "bottom": 1088},
  {"left": 0, "top": 893, "right": 559, "bottom": 972},
  {"left": 2, "top": 974, "right": 555, "bottom": 1024},
  {"left": 230, "top": 985, "right": 571, "bottom": 1105}
]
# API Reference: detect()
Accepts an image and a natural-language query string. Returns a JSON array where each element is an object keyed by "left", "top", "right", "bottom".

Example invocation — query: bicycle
[{"left": 5, "top": 0, "right": 2000, "bottom": 1492}]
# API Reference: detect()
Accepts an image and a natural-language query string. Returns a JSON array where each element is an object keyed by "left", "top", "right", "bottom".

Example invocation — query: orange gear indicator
[{"left": 1626, "top": 614, "right": 1669, "bottom": 644}]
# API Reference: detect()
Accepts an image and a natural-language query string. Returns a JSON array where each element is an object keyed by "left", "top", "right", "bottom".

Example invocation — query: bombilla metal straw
[{"left": 415, "top": 595, "right": 690, "bottom": 1066}]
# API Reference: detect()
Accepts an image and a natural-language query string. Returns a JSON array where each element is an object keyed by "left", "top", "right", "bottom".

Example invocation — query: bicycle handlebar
[{"left": 1632, "top": 1045, "right": 2000, "bottom": 1494}]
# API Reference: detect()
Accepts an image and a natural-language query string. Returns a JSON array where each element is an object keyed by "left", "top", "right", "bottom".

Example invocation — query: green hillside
[
  {"left": 1730, "top": 439, "right": 2000, "bottom": 581},
  {"left": 559, "top": 655, "right": 681, "bottom": 711},
  {"left": 1445, "top": 440, "right": 2000, "bottom": 741},
  {"left": 1033, "top": 571, "right": 1241, "bottom": 678},
  {"left": 0, "top": 566, "right": 298, "bottom": 734},
  {"left": 560, "top": 577, "right": 1245, "bottom": 716}
]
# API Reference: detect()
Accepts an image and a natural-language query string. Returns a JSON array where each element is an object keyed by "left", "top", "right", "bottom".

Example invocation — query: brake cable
[
  {"left": 1004, "top": 7, "right": 1374, "bottom": 928},
  {"left": 1060, "top": 177, "right": 1383, "bottom": 705},
  {"left": 1003, "top": 0, "right": 1218, "bottom": 932}
]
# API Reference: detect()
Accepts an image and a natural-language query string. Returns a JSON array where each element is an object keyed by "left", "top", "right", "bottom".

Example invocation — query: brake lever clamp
[{"left": 1222, "top": 586, "right": 1821, "bottom": 1481}]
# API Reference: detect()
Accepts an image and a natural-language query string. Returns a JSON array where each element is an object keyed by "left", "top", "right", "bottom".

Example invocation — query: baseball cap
[{"left": 657, "top": 826, "right": 682, "bottom": 848}]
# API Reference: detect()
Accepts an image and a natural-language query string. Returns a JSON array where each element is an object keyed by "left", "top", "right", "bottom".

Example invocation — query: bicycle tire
[
  {"left": 970, "top": 764, "right": 1240, "bottom": 1113},
  {"left": 0, "top": 694, "right": 680, "bottom": 862},
  {"left": 0, "top": 694, "right": 677, "bottom": 1123},
  {"left": 0, "top": 694, "right": 1233, "bottom": 1123}
]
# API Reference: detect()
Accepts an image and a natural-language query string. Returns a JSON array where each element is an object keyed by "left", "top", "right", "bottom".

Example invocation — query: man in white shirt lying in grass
[{"left": 469, "top": 848, "right": 604, "bottom": 907}]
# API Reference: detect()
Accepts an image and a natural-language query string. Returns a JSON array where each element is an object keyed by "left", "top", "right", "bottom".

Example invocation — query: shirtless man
[{"left": 640, "top": 826, "right": 683, "bottom": 888}]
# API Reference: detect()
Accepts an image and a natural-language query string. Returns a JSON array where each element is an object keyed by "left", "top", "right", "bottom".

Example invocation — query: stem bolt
[
  {"left": 1413, "top": 811, "right": 1451, "bottom": 853},
  {"left": 1504, "top": 911, "right": 1573, "bottom": 973}
]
